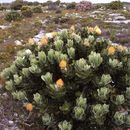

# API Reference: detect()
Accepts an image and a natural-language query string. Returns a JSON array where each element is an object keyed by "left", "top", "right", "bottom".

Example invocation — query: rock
[
  {"left": 0, "top": 25, "right": 11, "bottom": 30},
  {"left": 2, "top": 93, "right": 9, "bottom": 99},
  {"left": 41, "top": 19, "right": 48, "bottom": 25},
  {"left": 8, "top": 121, "right": 14, "bottom": 126},
  {"left": 114, "top": 16, "right": 126, "bottom": 20},
  {"left": 14, "top": 113, "right": 18, "bottom": 117},
  {"left": 15, "top": 40, "right": 22, "bottom": 46},
  {"left": 104, "top": 20, "right": 130, "bottom": 24},
  {"left": 108, "top": 18, "right": 112, "bottom": 21},
  {"left": 92, "top": 10, "right": 102, "bottom": 14},
  {"left": 33, "top": 30, "right": 45, "bottom": 42},
  {"left": 109, "top": 13, "right": 121, "bottom": 17}
]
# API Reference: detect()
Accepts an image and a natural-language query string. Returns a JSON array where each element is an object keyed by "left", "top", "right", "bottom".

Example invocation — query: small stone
[
  {"left": 15, "top": 40, "right": 22, "bottom": 46},
  {"left": 2, "top": 93, "right": 9, "bottom": 99},
  {"left": 8, "top": 120, "right": 14, "bottom": 126},
  {"left": 14, "top": 113, "right": 18, "bottom": 117}
]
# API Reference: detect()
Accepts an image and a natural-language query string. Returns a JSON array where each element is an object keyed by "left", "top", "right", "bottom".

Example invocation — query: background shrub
[
  {"left": 11, "top": 0, "right": 24, "bottom": 10},
  {"left": 0, "top": 6, "right": 7, "bottom": 11},
  {"left": 107, "top": 0, "right": 123, "bottom": 10},
  {"left": 21, "top": 6, "right": 33, "bottom": 17},
  {"left": 34, "top": 19, "right": 42, "bottom": 28},
  {"left": 76, "top": 1, "right": 93, "bottom": 11},
  {"left": 55, "top": 8, "right": 62, "bottom": 14},
  {"left": 32, "top": 6, "right": 43, "bottom": 13},
  {"left": 66, "top": 2, "right": 76, "bottom": 10},
  {"left": 5, "top": 11, "right": 22, "bottom": 22}
]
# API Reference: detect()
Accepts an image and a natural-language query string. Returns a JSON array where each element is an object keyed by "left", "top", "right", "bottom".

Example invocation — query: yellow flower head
[
  {"left": 39, "top": 36, "right": 48, "bottom": 46},
  {"left": 87, "top": 27, "right": 94, "bottom": 33},
  {"left": 108, "top": 46, "right": 116, "bottom": 55},
  {"left": 25, "top": 103, "right": 33, "bottom": 112},
  {"left": 51, "top": 32, "right": 58, "bottom": 37},
  {"left": 59, "top": 60, "right": 67, "bottom": 70},
  {"left": 28, "top": 38, "right": 35, "bottom": 45},
  {"left": 84, "top": 39, "right": 90, "bottom": 47},
  {"left": 94, "top": 26, "right": 102, "bottom": 35},
  {"left": 70, "top": 25, "right": 75, "bottom": 33},
  {"left": 116, "top": 45, "right": 126, "bottom": 52},
  {"left": 56, "top": 79, "right": 64, "bottom": 88}
]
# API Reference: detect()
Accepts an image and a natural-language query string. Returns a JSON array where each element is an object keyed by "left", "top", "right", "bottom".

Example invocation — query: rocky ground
[{"left": 0, "top": 83, "right": 24, "bottom": 130}]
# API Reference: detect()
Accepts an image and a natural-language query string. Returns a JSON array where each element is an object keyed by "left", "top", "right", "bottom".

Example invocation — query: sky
[{"left": 0, "top": 0, "right": 130, "bottom": 3}]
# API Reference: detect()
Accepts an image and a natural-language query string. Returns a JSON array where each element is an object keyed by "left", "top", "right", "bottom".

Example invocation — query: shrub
[
  {"left": 66, "top": 2, "right": 76, "bottom": 9},
  {"left": 34, "top": 19, "right": 42, "bottom": 28},
  {"left": 5, "top": 11, "right": 22, "bottom": 22},
  {"left": 11, "top": 0, "right": 23, "bottom": 10},
  {"left": 1, "top": 26, "right": 130, "bottom": 130},
  {"left": 21, "top": 6, "right": 33, "bottom": 17},
  {"left": 55, "top": 9, "right": 62, "bottom": 14},
  {"left": 76, "top": 1, "right": 93, "bottom": 11},
  {"left": 0, "top": 6, "right": 6, "bottom": 11},
  {"left": 107, "top": 0, "right": 123, "bottom": 10},
  {"left": 32, "top": 6, "right": 43, "bottom": 13}
]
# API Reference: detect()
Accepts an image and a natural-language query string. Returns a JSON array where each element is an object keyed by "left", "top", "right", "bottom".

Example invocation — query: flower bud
[
  {"left": 38, "top": 51, "right": 46, "bottom": 64},
  {"left": 41, "top": 72, "right": 53, "bottom": 85},
  {"left": 12, "top": 91, "right": 27, "bottom": 100},
  {"left": 109, "top": 58, "right": 122, "bottom": 68},
  {"left": 58, "top": 120, "right": 72, "bottom": 130},
  {"left": 99, "top": 74, "right": 112, "bottom": 86},
  {"left": 54, "top": 39, "right": 64, "bottom": 51},
  {"left": 14, "top": 74, "right": 22, "bottom": 85},
  {"left": 114, "top": 112, "right": 125, "bottom": 125},
  {"left": 48, "top": 49, "right": 55, "bottom": 63},
  {"left": 5, "top": 80, "right": 13, "bottom": 91},
  {"left": 88, "top": 51, "right": 103, "bottom": 68},
  {"left": 22, "top": 68, "right": 30, "bottom": 77},
  {"left": 115, "top": 95, "right": 125, "bottom": 105},
  {"left": 74, "top": 107, "right": 85, "bottom": 120},
  {"left": 67, "top": 47, "right": 75, "bottom": 59},
  {"left": 33, "top": 93, "right": 42, "bottom": 104}
]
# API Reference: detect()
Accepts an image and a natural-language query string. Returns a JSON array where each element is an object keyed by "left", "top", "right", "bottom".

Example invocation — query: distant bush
[
  {"left": 66, "top": 2, "right": 76, "bottom": 9},
  {"left": 11, "top": 0, "right": 24, "bottom": 10},
  {"left": 21, "top": 6, "right": 33, "bottom": 17},
  {"left": 5, "top": 11, "right": 22, "bottom": 22},
  {"left": 54, "top": 16, "right": 69, "bottom": 24},
  {"left": 94, "top": 4, "right": 103, "bottom": 9},
  {"left": 55, "top": 9, "right": 62, "bottom": 14},
  {"left": 33, "top": 6, "right": 43, "bottom": 13},
  {"left": 0, "top": 6, "right": 7, "bottom": 11},
  {"left": 34, "top": 19, "right": 42, "bottom": 28},
  {"left": 107, "top": 0, "right": 123, "bottom": 10},
  {"left": 76, "top": 1, "right": 93, "bottom": 11}
]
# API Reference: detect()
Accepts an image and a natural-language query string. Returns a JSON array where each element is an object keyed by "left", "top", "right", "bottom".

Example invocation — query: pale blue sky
[{"left": 0, "top": 0, "right": 130, "bottom": 3}]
